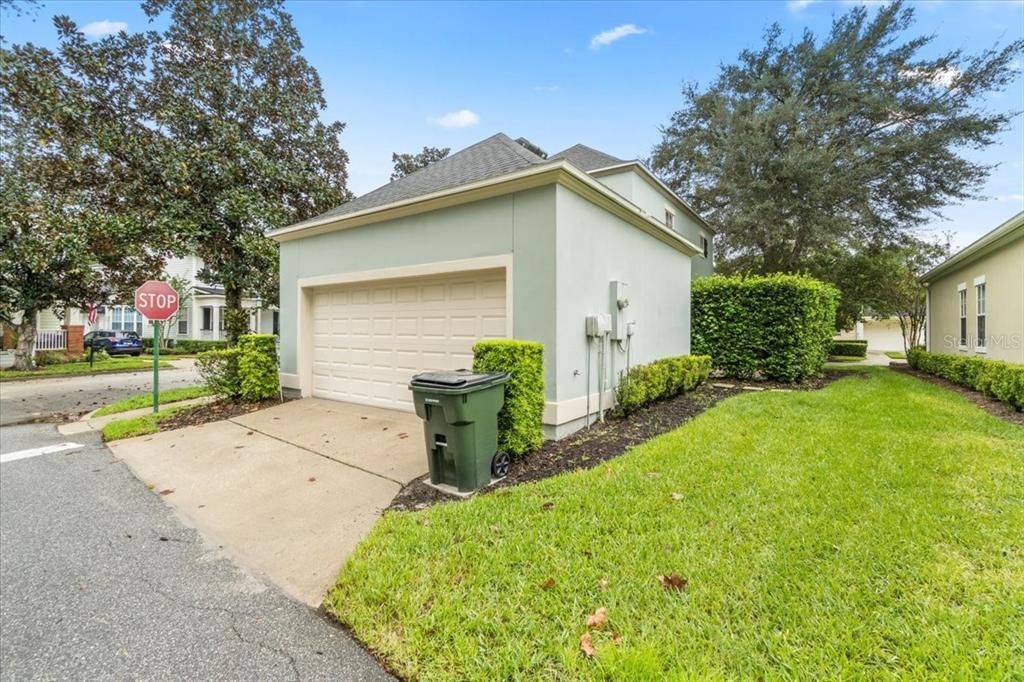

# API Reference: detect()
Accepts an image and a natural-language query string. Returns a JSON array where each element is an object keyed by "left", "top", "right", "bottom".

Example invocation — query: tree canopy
[
  {"left": 391, "top": 146, "right": 450, "bottom": 180},
  {"left": 651, "top": 0, "right": 1023, "bottom": 310}
]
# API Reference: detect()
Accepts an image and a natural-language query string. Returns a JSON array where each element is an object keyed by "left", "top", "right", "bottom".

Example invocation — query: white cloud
[
  {"left": 429, "top": 109, "right": 480, "bottom": 129},
  {"left": 995, "top": 193, "right": 1024, "bottom": 202},
  {"left": 787, "top": 0, "right": 819, "bottom": 11},
  {"left": 81, "top": 20, "right": 128, "bottom": 38},
  {"left": 589, "top": 24, "right": 648, "bottom": 50},
  {"left": 900, "top": 66, "right": 961, "bottom": 89}
]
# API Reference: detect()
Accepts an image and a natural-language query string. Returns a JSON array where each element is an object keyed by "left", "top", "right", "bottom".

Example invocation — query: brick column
[{"left": 64, "top": 324, "right": 85, "bottom": 355}]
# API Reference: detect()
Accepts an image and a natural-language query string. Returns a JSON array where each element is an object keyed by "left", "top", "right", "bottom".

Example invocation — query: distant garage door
[{"left": 310, "top": 269, "right": 507, "bottom": 411}]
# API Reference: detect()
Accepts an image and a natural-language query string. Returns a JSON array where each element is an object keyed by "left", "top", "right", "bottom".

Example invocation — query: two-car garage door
[{"left": 310, "top": 269, "right": 507, "bottom": 411}]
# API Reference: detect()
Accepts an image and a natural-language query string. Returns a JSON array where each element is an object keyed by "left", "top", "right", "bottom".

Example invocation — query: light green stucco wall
[
  {"left": 277, "top": 187, "right": 559, "bottom": 398},
  {"left": 593, "top": 169, "right": 714, "bottom": 279},
  {"left": 554, "top": 185, "right": 692, "bottom": 403}
]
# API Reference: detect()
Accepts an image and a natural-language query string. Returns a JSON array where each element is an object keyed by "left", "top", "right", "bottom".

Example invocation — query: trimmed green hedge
[
  {"left": 615, "top": 355, "right": 712, "bottom": 416},
  {"left": 692, "top": 274, "right": 839, "bottom": 382},
  {"left": 238, "top": 334, "right": 279, "bottom": 400},
  {"left": 472, "top": 340, "right": 545, "bottom": 457},
  {"left": 830, "top": 340, "right": 868, "bottom": 358},
  {"left": 907, "top": 348, "right": 1024, "bottom": 411},
  {"left": 143, "top": 338, "right": 228, "bottom": 352}
]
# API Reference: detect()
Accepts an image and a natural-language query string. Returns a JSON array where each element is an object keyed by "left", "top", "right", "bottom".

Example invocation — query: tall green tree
[
  {"left": 391, "top": 146, "right": 450, "bottom": 180},
  {"left": 651, "top": 1, "right": 1022, "bottom": 283},
  {"left": 0, "top": 23, "right": 170, "bottom": 369},
  {"left": 139, "top": 0, "right": 351, "bottom": 342}
]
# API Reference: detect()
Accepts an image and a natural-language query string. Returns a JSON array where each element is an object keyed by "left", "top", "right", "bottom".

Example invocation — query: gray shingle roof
[
  {"left": 548, "top": 144, "right": 626, "bottom": 171},
  {"left": 288, "top": 133, "right": 549, "bottom": 229},
  {"left": 283, "top": 135, "right": 637, "bottom": 232}
]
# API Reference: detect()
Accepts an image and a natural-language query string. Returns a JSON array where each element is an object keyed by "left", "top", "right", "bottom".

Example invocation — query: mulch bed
[
  {"left": 388, "top": 370, "right": 848, "bottom": 512},
  {"left": 890, "top": 365, "right": 1024, "bottom": 427},
  {"left": 155, "top": 397, "right": 290, "bottom": 431}
]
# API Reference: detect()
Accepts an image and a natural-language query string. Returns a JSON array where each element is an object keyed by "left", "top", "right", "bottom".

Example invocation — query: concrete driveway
[{"left": 108, "top": 398, "right": 427, "bottom": 606}]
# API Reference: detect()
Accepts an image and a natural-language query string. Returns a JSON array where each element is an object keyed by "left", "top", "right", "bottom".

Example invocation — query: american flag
[{"left": 86, "top": 304, "right": 98, "bottom": 326}]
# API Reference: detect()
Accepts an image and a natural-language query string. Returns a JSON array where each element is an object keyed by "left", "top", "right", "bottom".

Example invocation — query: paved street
[
  {"left": 0, "top": 423, "right": 391, "bottom": 681},
  {"left": 0, "top": 360, "right": 200, "bottom": 426}
]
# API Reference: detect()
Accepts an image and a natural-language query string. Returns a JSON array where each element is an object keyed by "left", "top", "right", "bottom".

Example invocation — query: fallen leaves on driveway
[{"left": 158, "top": 489, "right": 174, "bottom": 496}]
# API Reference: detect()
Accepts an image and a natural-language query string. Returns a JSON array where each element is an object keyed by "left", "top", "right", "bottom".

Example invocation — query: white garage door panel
[{"left": 310, "top": 270, "right": 507, "bottom": 411}]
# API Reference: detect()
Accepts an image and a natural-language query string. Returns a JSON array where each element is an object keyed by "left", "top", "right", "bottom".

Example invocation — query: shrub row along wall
[
  {"left": 615, "top": 355, "right": 712, "bottom": 415},
  {"left": 830, "top": 340, "right": 868, "bottom": 358},
  {"left": 692, "top": 274, "right": 839, "bottom": 382},
  {"left": 142, "top": 338, "right": 228, "bottom": 353},
  {"left": 473, "top": 340, "right": 545, "bottom": 457},
  {"left": 908, "top": 348, "right": 1024, "bottom": 411},
  {"left": 196, "top": 334, "right": 279, "bottom": 401}
]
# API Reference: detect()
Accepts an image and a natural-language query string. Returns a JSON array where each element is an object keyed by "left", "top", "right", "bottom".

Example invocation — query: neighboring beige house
[
  {"left": 835, "top": 316, "right": 918, "bottom": 352},
  {"left": 29, "top": 255, "right": 277, "bottom": 349},
  {"left": 920, "top": 211, "right": 1024, "bottom": 363}
]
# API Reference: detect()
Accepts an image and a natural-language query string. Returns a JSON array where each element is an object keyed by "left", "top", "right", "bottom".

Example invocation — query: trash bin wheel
[{"left": 491, "top": 451, "right": 510, "bottom": 478}]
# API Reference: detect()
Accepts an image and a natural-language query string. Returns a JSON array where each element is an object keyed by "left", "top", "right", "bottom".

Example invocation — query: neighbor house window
[
  {"left": 201, "top": 306, "right": 213, "bottom": 331},
  {"left": 272, "top": 311, "right": 280, "bottom": 336},
  {"left": 110, "top": 306, "right": 143, "bottom": 334},
  {"left": 958, "top": 287, "right": 967, "bottom": 347},
  {"left": 700, "top": 235, "right": 710, "bottom": 259},
  {"left": 177, "top": 319, "right": 188, "bottom": 336},
  {"left": 664, "top": 209, "right": 674, "bottom": 230},
  {"left": 976, "top": 282, "right": 986, "bottom": 350}
]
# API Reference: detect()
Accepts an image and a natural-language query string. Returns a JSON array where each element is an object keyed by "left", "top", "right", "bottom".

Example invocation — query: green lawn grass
[
  {"left": 885, "top": 350, "right": 908, "bottom": 359},
  {"left": 326, "top": 369, "right": 1024, "bottom": 680},
  {"left": 101, "top": 404, "right": 190, "bottom": 441},
  {"left": 0, "top": 357, "right": 170, "bottom": 381},
  {"left": 92, "top": 385, "right": 211, "bottom": 417},
  {"left": 827, "top": 354, "right": 866, "bottom": 362}
]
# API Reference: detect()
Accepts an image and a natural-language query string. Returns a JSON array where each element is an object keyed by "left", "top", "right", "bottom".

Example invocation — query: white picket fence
[{"left": 35, "top": 330, "right": 67, "bottom": 352}]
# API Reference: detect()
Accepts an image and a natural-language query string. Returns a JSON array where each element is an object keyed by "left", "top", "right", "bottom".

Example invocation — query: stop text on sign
[
  {"left": 134, "top": 280, "right": 181, "bottom": 321},
  {"left": 136, "top": 292, "right": 177, "bottom": 308}
]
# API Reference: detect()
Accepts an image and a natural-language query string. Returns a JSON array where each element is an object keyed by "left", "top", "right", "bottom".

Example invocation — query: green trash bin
[{"left": 409, "top": 370, "right": 510, "bottom": 492}]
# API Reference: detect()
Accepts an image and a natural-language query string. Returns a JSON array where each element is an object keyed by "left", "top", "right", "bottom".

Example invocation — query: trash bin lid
[{"left": 409, "top": 370, "right": 508, "bottom": 390}]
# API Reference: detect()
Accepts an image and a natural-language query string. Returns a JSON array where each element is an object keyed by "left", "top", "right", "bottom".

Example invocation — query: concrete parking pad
[
  {"left": 108, "top": 399, "right": 428, "bottom": 606},
  {"left": 231, "top": 398, "right": 426, "bottom": 484}
]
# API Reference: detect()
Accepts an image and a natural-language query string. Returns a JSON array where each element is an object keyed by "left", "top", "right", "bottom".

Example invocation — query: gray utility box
[{"left": 409, "top": 370, "right": 510, "bottom": 492}]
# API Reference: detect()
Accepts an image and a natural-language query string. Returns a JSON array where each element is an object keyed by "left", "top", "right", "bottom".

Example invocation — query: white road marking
[{"left": 0, "top": 442, "right": 85, "bottom": 465}]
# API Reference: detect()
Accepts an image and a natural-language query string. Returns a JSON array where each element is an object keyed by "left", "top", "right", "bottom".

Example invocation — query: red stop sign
[{"left": 134, "top": 280, "right": 180, "bottom": 321}]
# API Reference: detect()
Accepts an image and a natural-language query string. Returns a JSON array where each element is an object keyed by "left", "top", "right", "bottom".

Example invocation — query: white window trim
[
  {"left": 700, "top": 233, "right": 710, "bottom": 260},
  {"left": 975, "top": 280, "right": 986, "bottom": 352},
  {"left": 957, "top": 284, "right": 967, "bottom": 349}
]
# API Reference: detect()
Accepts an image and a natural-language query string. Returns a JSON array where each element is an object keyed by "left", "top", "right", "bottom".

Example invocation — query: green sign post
[
  {"left": 152, "top": 321, "right": 161, "bottom": 413},
  {"left": 134, "top": 280, "right": 180, "bottom": 416}
]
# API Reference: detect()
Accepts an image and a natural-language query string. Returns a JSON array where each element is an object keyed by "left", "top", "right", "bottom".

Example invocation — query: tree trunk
[
  {"left": 13, "top": 314, "right": 37, "bottom": 371},
  {"left": 224, "top": 284, "right": 245, "bottom": 346}
]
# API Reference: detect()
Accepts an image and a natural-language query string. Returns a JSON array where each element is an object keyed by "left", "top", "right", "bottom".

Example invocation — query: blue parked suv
[{"left": 83, "top": 330, "right": 143, "bottom": 356}]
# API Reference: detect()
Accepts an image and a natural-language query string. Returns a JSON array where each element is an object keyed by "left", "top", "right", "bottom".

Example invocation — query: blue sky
[{"left": 5, "top": 0, "right": 1023, "bottom": 249}]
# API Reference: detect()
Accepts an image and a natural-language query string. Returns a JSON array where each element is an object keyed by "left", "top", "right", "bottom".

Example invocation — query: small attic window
[{"left": 664, "top": 209, "right": 674, "bottom": 230}]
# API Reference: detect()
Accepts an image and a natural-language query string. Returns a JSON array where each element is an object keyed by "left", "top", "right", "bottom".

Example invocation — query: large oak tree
[
  {"left": 651, "top": 1, "right": 1022, "bottom": 323},
  {"left": 140, "top": 0, "right": 351, "bottom": 342}
]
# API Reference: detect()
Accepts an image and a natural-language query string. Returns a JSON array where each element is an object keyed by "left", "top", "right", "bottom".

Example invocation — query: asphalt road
[
  {"left": 0, "top": 360, "right": 201, "bottom": 426},
  {"left": 0, "top": 423, "right": 392, "bottom": 681}
]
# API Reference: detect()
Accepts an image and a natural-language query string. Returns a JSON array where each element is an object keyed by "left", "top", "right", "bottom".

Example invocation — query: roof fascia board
[
  {"left": 587, "top": 161, "right": 715, "bottom": 234},
  {"left": 271, "top": 161, "right": 702, "bottom": 256},
  {"left": 920, "top": 212, "right": 1024, "bottom": 284}
]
